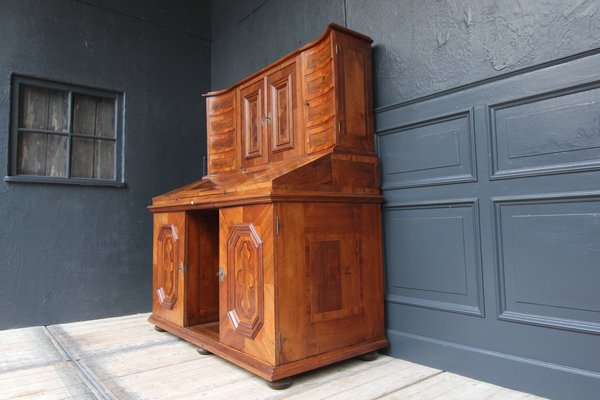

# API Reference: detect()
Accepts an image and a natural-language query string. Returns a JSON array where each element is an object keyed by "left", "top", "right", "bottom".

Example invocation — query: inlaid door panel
[
  {"left": 226, "top": 223, "right": 264, "bottom": 339},
  {"left": 152, "top": 212, "right": 186, "bottom": 326},
  {"left": 240, "top": 79, "right": 267, "bottom": 168},
  {"left": 219, "top": 204, "right": 276, "bottom": 365},
  {"left": 305, "top": 233, "right": 364, "bottom": 323},
  {"left": 267, "top": 62, "right": 302, "bottom": 161}
]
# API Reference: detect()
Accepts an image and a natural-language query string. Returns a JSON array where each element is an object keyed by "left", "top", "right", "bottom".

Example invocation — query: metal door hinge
[
  {"left": 178, "top": 262, "right": 187, "bottom": 273},
  {"left": 217, "top": 266, "right": 225, "bottom": 282},
  {"left": 275, "top": 216, "right": 280, "bottom": 236}
]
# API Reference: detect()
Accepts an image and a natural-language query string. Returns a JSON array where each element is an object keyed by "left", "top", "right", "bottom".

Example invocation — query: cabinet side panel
[
  {"left": 207, "top": 91, "right": 238, "bottom": 174},
  {"left": 278, "top": 202, "right": 386, "bottom": 363},
  {"left": 304, "top": 203, "right": 384, "bottom": 355},
  {"left": 360, "top": 204, "right": 386, "bottom": 339},
  {"left": 277, "top": 203, "right": 309, "bottom": 364},
  {"left": 333, "top": 32, "right": 375, "bottom": 153}
]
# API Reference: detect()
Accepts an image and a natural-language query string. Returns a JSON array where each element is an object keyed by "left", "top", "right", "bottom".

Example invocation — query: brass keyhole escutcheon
[{"left": 217, "top": 266, "right": 226, "bottom": 282}]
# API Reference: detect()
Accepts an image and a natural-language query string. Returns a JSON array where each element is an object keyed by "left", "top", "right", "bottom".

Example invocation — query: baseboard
[{"left": 385, "top": 329, "right": 600, "bottom": 400}]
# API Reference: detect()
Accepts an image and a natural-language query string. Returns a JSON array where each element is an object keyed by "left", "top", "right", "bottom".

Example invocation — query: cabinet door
[
  {"left": 267, "top": 62, "right": 302, "bottom": 161},
  {"left": 219, "top": 205, "right": 276, "bottom": 365},
  {"left": 152, "top": 212, "right": 186, "bottom": 326},
  {"left": 240, "top": 79, "right": 268, "bottom": 168}
]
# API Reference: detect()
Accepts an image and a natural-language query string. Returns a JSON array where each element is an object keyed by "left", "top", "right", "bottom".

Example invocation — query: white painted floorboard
[{"left": 0, "top": 314, "right": 545, "bottom": 399}]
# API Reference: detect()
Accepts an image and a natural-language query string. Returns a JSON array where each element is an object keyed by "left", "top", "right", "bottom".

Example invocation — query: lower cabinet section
[{"left": 149, "top": 202, "right": 387, "bottom": 381}]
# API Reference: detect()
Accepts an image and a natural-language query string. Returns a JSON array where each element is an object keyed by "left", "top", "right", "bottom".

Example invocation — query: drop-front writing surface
[{"left": 148, "top": 24, "right": 387, "bottom": 385}]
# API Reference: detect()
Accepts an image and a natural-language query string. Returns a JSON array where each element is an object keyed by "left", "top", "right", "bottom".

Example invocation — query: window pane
[
  {"left": 71, "top": 137, "right": 95, "bottom": 178},
  {"left": 73, "top": 94, "right": 97, "bottom": 136},
  {"left": 71, "top": 138, "right": 114, "bottom": 179},
  {"left": 94, "top": 140, "right": 115, "bottom": 179},
  {"left": 19, "top": 85, "right": 68, "bottom": 132},
  {"left": 46, "top": 135, "right": 68, "bottom": 177},
  {"left": 17, "top": 132, "right": 67, "bottom": 176},
  {"left": 95, "top": 98, "right": 115, "bottom": 138},
  {"left": 47, "top": 89, "right": 69, "bottom": 132},
  {"left": 18, "top": 132, "right": 47, "bottom": 175}
]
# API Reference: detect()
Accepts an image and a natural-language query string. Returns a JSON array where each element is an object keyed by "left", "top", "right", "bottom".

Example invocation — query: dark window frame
[{"left": 5, "top": 75, "right": 126, "bottom": 187}]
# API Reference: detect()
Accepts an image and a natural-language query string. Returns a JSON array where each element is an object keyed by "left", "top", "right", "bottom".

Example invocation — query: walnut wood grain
[
  {"left": 220, "top": 205, "right": 276, "bottom": 365},
  {"left": 149, "top": 24, "right": 386, "bottom": 385},
  {"left": 206, "top": 92, "right": 237, "bottom": 174},
  {"left": 185, "top": 211, "right": 219, "bottom": 326},
  {"left": 152, "top": 213, "right": 186, "bottom": 326}
]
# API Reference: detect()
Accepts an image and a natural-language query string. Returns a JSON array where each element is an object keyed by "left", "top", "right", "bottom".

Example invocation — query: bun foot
[
  {"left": 357, "top": 351, "right": 378, "bottom": 361},
  {"left": 266, "top": 377, "right": 293, "bottom": 390},
  {"left": 154, "top": 326, "right": 166, "bottom": 333},
  {"left": 196, "top": 346, "right": 212, "bottom": 355}
]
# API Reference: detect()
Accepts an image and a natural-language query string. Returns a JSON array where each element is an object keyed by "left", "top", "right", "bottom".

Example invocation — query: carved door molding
[
  {"left": 226, "top": 223, "right": 264, "bottom": 339},
  {"left": 219, "top": 205, "right": 275, "bottom": 364},
  {"left": 156, "top": 224, "right": 180, "bottom": 310},
  {"left": 268, "top": 63, "right": 296, "bottom": 154},
  {"left": 240, "top": 79, "right": 266, "bottom": 166}
]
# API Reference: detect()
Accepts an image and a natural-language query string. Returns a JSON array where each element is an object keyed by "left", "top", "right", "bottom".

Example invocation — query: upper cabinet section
[{"left": 204, "top": 24, "right": 374, "bottom": 175}]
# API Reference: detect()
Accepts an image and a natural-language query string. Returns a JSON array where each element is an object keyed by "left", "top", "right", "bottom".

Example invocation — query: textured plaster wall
[
  {"left": 0, "top": 0, "right": 211, "bottom": 329},
  {"left": 211, "top": 0, "right": 600, "bottom": 108}
]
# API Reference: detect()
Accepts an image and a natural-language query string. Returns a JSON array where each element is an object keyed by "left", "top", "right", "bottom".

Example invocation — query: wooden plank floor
[{"left": 0, "top": 314, "right": 545, "bottom": 399}]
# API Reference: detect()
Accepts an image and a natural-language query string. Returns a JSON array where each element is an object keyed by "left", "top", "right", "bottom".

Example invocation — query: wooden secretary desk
[{"left": 148, "top": 24, "right": 388, "bottom": 388}]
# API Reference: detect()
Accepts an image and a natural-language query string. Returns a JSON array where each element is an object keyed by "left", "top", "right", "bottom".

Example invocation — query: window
[{"left": 6, "top": 76, "right": 124, "bottom": 186}]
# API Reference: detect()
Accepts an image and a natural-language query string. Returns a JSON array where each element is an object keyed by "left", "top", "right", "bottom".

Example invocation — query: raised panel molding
[
  {"left": 269, "top": 69, "right": 295, "bottom": 153},
  {"left": 339, "top": 46, "right": 368, "bottom": 138},
  {"left": 309, "top": 240, "right": 342, "bottom": 314},
  {"left": 156, "top": 224, "right": 179, "bottom": 310},
  {"left": 306, "top": 233, "right": 364, "bottom": 323},
  {"left": 490, "top": 83, "right": 600, "bottom": 179},
  {"left": 383, "top": 200, "right": 484, "bottom": 317},
  {"left": 241, "top": 83, "right": 264, "bottom": 161},
  {"left": 378, "top": 111, "right": 476, "bottom": 190},
  {"left": 494, "top": 193, "right": 600, "bottom": 334},
  {"left": 226, "top": 223, "right": 264, "bottom": 339}
]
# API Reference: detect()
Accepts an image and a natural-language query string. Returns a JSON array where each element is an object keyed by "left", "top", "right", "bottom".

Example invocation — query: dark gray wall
[
  {"left": 0, "top": 0, "right": 211, "bottom": 329},
  {"left": 211, "top": 0, "right": 600, "bottom": 108}
]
